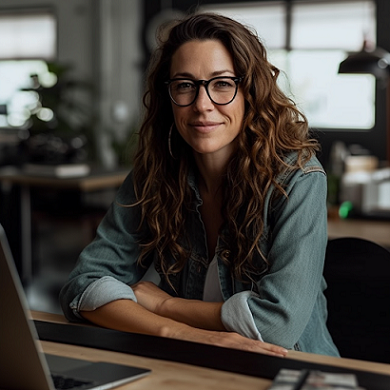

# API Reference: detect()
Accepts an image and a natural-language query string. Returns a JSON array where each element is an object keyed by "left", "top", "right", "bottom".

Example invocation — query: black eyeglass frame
[{"left": 164, "top": 76, "right": 243, "bottom": 107}]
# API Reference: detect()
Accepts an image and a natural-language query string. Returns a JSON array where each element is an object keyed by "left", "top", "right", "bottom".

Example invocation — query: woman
[{"left": 60, "top": 13, "right": 339, "bottom": 357}]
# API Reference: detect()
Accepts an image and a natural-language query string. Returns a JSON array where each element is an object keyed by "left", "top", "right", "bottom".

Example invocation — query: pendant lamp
[
  {"left": 339, "top": 41, "right": 390, "bottom": 164},
  {"left": 339, "top": 41, "right": 390, "bottom": 81}
]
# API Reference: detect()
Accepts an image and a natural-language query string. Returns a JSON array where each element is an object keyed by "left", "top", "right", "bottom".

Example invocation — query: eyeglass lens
[{"left": 168, "top": 77, "right": 239, "bottom": 106}]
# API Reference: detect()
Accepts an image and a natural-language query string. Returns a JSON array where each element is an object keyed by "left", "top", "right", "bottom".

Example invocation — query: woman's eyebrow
[
  {"left": 170, "top": 69, "right": 235, "bottom": 79},
  {"left": 210, "top": 70, "right": 235, "bottom": 77},
  {"left": 170, "top": 72, "right": 195, "bottom": 79}
]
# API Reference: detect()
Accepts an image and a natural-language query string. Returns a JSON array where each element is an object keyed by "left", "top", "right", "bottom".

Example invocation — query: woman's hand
[
  {"left": 171, "top": 326, "right": 288, "bottom": 357},
  {"left": 132, "top": 281, "right": 172, "bottom": 314}
]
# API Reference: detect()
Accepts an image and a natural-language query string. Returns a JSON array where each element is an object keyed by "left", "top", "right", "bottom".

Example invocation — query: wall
[{"left": 94, "top": 0, "right": 143, "bottom": 167}]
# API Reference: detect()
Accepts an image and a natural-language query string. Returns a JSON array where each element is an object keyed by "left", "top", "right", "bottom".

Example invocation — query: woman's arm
[
  {"left": 132, "top": 280, "right": 225, "bottom": 331},
  {"left": 234, "top": 168, "right": 329, "bottom": 348},
  {"left": 80, "top": 299, "right": 288, "bottom": 356}
]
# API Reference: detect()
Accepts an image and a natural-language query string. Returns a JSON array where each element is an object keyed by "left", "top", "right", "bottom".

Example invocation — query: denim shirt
[{"left": 59, "top": 153, "right": 339, "bottom": 357}]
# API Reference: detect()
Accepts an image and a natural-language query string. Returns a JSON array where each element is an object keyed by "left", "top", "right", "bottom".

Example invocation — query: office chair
[{"left": 323, "top": 237, "right": 390, "bottom": 364}]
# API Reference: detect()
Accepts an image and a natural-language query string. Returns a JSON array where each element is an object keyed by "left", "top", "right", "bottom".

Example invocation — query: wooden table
[
  {"left": 328, "top": 217, "right": 390, "bottom": 249},
  {"left": 31, "top": 312, "right": 390, "bottom": 390},
  {"left": 41, "top": 341, "right": 270, "bottom": 390},
  {"left": 0, "top": 168, "right": 129, "bottom": 192},
  {"left": 0, "top": 168, "right": 129, "bottom": 283}
]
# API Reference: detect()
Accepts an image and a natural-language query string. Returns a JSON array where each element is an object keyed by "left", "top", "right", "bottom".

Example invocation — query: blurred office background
[{"left": 0, "top": 0, "right": 389, "bottom": 314}]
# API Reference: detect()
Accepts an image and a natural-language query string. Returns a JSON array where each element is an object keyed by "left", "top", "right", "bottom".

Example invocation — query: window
[
  {"left": 202, "top": 2, "right": 287, "bottom": 50},
  {"left": 0, "top": 10, "right": 56, "bottom": 60},
  {"left": 0, "top": 10, "right": 57, "bottom": 129},
  {"left": 201, "top": 1, "right": 376, "bottom": 130}
]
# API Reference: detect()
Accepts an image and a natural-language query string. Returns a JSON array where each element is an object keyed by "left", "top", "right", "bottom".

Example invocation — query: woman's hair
[{"left": 132, "top": 12, "right": 319, "bottom": 284}]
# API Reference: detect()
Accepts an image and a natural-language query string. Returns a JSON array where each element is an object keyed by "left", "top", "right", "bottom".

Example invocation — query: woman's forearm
[
  {"left": 80, "top": 299, "right": 186, "bottom": 337},
  {"left": 80, "top": 299, "right": 288, "bottom": 357},
  {"left": 81, "top": 298, "right": 224, "bottom": 335},
  {"left": 131, "top": 281, "right": 226, "bottom": 331},
  {"left": 158, "top": 298, "right": 226, "bottom": 331}
]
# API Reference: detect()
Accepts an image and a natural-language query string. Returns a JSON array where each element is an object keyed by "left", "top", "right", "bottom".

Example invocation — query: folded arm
[
  {"left": 80, "top": 298, "right": 287, "bottom": 357},
  {"left": 73, "top": 274, "right": 286, "bottom": 356},
  {"left": 131, "top": 280, "right": 225, "bottom": 331}
]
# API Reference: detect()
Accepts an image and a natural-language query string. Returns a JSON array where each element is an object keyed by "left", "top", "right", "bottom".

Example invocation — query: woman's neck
[{"left": 194, "top": 153, "right": 228, "bottom": 195}]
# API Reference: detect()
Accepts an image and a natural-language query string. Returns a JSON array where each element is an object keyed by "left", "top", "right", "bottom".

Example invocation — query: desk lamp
[{"left": 338, "top": 41, "right": 390, "bottom": 165}]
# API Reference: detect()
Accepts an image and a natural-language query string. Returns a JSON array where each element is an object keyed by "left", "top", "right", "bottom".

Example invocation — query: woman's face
[{"left": 169, "top": 39, "right": 245, "bottom": 162}]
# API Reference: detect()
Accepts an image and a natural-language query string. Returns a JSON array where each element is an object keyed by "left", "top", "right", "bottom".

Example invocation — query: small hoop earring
[{"left": 168, "top": 123, "right": 177, "bottom": 159}]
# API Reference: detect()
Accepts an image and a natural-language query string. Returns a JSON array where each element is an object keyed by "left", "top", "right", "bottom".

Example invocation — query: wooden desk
[
  {"left": 41, "top": 341, "right": 270, "bottom": 390},
  {"left": 0, "top": 168, "right": 128, "bottom": 192},
  {"left": 0, "top": 168, "right": 129, "bottom": 282},
  {"left": 33, "top": 312, "right": 270, "bottom": 390},
  {"left": 328, "top": 217, "right": 390, "bottom": 249},
  {"left": 32, "top": 312, "right": 390, "bottom": 390}
]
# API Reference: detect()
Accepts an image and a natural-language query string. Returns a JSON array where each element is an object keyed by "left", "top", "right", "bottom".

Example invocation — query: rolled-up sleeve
[
  {"left": 72, "top": 276, "right": 137, "bottom": 319},
  {"left": 221, "top": 290, "right": 264, "bottom": 341},
  {"left": 221, "top": 168, "right": 328, "bottom": 348}
]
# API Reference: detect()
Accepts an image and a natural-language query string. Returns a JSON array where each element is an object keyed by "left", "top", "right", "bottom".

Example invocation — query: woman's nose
[{"left": 193, "top": 85, "right": 214, "bottom": 111}]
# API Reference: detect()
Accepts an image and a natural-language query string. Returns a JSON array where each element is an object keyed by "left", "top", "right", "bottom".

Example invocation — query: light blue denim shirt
[{"left": 59, "top": 153, "right": 339, "bottom": 357}]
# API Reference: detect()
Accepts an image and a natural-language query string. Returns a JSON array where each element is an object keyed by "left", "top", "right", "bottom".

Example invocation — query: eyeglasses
[{"left": 165, "top": 76, "right": 243, "bottom": 107}]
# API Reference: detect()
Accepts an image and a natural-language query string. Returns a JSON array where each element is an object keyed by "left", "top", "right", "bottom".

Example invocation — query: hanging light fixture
[
  {"left": 338, "top": 41, "right": 390, "bottom": 81},
  {"left": 339, "top": 41, "right": 390, "bottom": 165}
]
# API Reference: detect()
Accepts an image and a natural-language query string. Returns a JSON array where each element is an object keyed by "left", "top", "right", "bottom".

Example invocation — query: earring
[{"left": 168, "top": 123, "right": 177, "bottom": 159}]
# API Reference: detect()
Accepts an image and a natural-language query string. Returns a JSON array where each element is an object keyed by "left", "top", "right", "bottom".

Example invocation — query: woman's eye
[
  {"left": 213, "top": 80, "right": 234, "bottom": 89},
  {"left": 176, "top": 82, "right": 195, "bottom": 92}
]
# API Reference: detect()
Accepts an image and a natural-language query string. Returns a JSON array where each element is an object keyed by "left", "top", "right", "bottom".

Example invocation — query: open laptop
[{"left": 0, "top": 224, "right": 151, "bottom": 390}]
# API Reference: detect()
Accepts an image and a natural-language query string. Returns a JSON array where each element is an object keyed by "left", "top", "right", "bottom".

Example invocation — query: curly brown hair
[{"left": 131, "top": 12, "right": 319, "bottom": 284}]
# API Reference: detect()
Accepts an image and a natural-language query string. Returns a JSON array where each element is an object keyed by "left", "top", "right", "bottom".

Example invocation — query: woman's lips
[{"left": 190, "top": 121, "right": 222, "bottom": 133}]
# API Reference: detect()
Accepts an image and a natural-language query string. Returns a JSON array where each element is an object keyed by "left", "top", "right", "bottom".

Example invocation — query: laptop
[{"left": 0, "top": 224, "right": 151, "bottom": 390}]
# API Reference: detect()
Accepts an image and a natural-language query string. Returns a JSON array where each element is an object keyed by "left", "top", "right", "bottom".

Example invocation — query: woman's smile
[{"left": 190, "top": 120, "right": 223, "bottom": 133}]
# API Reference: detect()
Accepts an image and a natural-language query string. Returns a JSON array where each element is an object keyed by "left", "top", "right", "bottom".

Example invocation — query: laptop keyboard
[{"left": 51, "top": 374, "right": 93, "bottom": 389}]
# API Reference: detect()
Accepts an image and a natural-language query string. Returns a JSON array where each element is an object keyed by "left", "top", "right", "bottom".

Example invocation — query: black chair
[{"left": 323, "top": 237, "right": 390, "bottom": 363}]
